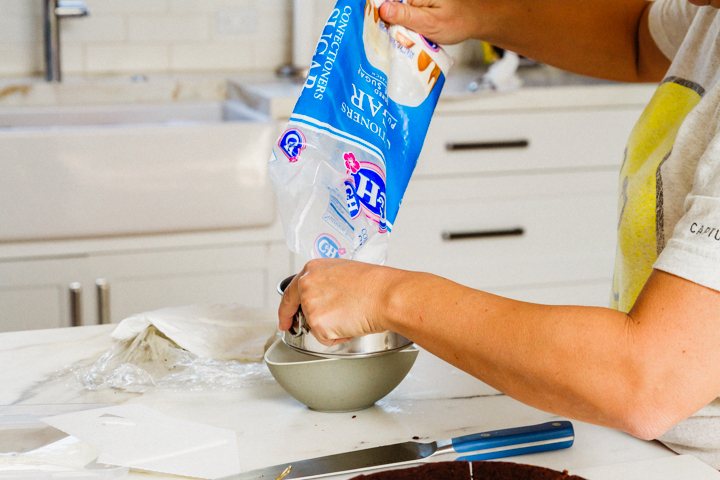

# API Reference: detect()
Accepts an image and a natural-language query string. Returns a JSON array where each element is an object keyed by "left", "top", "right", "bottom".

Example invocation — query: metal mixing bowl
[
  {"left": 265, "top": 338, "right": 419, "bottom": 412},
  {"left": 277, "top": 274, "right": 413, "bottom": 358}
]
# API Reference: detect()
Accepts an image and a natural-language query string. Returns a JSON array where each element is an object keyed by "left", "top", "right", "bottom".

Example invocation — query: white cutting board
[{"left": 573, "top": 455, "right": 720, "bottom": 479}]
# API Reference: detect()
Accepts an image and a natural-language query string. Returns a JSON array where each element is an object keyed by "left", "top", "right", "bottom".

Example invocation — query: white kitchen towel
[
  {"left": 111, "top": 303, "right": 277, "bottom": 362},
  {"left": 41, "top": 404, "right": 241, "bottom": 479}
]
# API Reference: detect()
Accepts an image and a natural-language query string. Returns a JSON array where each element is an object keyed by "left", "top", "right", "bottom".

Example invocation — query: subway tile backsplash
[{"left": 0, "top": 0, "right": 294, "bottom": 77}]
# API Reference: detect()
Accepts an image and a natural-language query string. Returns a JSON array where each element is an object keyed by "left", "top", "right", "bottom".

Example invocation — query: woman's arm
[
  {"left": 279, "top": 261, "right": 720, "bottom": 440},
  {"left": 378, "top": 0, "right": 670, "bottom": 82}
]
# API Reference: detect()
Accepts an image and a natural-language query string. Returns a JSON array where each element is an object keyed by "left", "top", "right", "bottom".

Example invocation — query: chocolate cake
[
  {"left": 350, "top": 461, "right": 470, "bottom": 480},
  {"left": 349, "top": 461, "right": 587, "bottom": 480},
  {"left": 471, "top": 461, "right": 586, "bottom": 479}
]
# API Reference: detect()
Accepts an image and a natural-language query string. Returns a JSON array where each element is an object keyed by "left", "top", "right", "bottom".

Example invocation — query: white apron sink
[{"left": 0, "top": 101, "right": 276, "bottom": 242}]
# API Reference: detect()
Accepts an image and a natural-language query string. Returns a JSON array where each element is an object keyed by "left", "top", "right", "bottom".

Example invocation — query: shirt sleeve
[
  {"left": 648, "top": 0, "right": 700, "bottom": 61},
  {"left": 654, "top": 86, "right": 720, "bottom": 293}
]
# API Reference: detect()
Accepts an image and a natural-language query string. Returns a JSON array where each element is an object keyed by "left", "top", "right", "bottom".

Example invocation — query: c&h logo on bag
[
  {"left": 344, "top": 154, "right": 387, "bottom": 233},
  {"left": 344, "top": 153, "right": 362, "bottom": 219},
  {"left": 314, "top": 234, "right": 345, "bottom": 258},
  {"left": 278, "top": 128, "right": 306, "bottom": 163},
  {"left": 354, "top": 165, "right": 387, "bottom": 233}
]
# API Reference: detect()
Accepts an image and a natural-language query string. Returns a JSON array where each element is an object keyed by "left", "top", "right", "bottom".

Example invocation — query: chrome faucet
[{"left": 43, "top": 0, "right": 88, "bottom": 82}]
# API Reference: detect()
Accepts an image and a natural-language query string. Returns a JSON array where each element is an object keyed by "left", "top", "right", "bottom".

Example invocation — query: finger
[
  {"left": 278, "top": 274, "right": 303, "bottom": 331},
  {"left": 379, "top": 2, "right": 434, "bottom": 34}
]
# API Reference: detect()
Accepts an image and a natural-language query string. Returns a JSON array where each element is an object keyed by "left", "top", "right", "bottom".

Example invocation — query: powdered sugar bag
[{"left": 269, "top": 0, "right": 451, "bottom": 264}]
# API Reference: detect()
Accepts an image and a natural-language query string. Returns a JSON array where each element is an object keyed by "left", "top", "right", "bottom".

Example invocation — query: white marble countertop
[{"left": 0, "top": 324, "right": 684, "bottom": 479}]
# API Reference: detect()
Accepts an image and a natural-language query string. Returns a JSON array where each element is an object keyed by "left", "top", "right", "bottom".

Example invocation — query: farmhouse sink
[{"left": 0, "top": 99, "right": 277, "bottom": 242}]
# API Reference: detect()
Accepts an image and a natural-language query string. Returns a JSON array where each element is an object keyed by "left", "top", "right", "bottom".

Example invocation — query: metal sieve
[{"left": 277, "top": 274, "right": 413, "bottom": 358}]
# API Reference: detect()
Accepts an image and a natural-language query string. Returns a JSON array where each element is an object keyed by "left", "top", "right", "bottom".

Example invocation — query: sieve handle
[
  {"left": 278, "top": 274, "right": 311, "bottom": 337},
  {"left": 289, "top": 309, "right": 311, "bottom": 337}
]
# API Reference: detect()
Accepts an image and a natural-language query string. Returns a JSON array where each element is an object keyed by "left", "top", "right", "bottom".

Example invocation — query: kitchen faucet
[{"left": 43, "top": 0, "right": 88, "bottom": 82}]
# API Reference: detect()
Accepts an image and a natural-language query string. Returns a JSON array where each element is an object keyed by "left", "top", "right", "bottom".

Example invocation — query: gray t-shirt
[{"left": 612, "top": 0, "right": 720, "bottom": 467}]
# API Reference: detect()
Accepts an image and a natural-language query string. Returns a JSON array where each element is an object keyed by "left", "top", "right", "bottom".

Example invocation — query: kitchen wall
[{"left": 0, "top": 0, "right": 298, "bottom": 77}]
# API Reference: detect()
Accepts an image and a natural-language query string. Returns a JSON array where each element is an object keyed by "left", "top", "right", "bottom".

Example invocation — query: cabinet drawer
[
  {"left": 416, "top": 108, "right": 642, "bottom": 176},
  {"left": 0, "top": 256, "right": 86, "bottom": 331},
  {"left": 86, "top": 243, "right": 291, "bottom": 323},
  {"left": 386, "top": 171, "right": 619, "bottom": 291},
  {"left": 0, "top": 287, "right": 64, "bottom": 331},
  {"left": 109, "top": 270, "right": 267, "bottom": 323}
]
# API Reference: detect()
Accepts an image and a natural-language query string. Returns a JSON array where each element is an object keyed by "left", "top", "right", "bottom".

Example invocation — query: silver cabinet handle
[
  {"left": 96, "top": 279, "right": 110, "bottom": 325},
  {"left": 69, "top": 282, "right": 82, "bottom": 327},
  {"left": 445, "top": 139, "right": 529, "bottom": 151},
  {"left": 442, "top": 227, "right": 525, "bottom": 241}
]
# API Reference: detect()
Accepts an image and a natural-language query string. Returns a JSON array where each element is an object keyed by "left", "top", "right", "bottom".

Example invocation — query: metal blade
[{"left": 221, "top": 441, "right": 438, "bottom": 480}]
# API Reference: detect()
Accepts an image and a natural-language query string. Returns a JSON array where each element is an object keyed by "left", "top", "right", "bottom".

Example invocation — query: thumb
[{"left": 379, "top": 2, "right": 431, "bottom": 34}]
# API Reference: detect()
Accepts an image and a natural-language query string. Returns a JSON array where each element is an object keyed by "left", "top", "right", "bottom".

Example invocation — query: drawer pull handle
[
  {"left": 69, "top": 282, "right": 82, "bottom": 327},
  {"left": 445, "top": 139, "right": 529, "bottom": 151},
  {"left": 96, "top": 279, "right": 110, "bottom": 325},
  {"left": 442, "top": 227, "right": 525, "bottom": 241}
]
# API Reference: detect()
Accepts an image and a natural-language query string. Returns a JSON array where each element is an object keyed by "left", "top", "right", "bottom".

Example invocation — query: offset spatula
[{"left": 222, "top": 421, "right": 574, "bottom": 480}]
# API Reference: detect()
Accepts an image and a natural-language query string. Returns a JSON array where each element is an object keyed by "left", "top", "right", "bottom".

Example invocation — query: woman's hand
[
  {"left": 278, "top": 259, "right": 404, "bottom": 346},
  {"left": 379, "top": 0, "right": 484, "bottom": 45}
]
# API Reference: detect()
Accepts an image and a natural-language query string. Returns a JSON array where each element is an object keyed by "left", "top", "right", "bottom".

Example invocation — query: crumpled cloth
[
  {"left": 111, "top": 303, "right": 277, "bottom": 362},
  {"left": 71, "top": 304, "right": 279, "bottom": 393}
]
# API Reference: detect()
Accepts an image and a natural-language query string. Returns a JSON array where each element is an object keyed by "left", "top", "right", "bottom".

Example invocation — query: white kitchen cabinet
[
  {"left": 0, "top": 241, "right": 292, "bottom": 332},
  {"left": 387, "top": 170, "right": 618, "bottom": 293},
  {"left": 416, "top": 107, "right": 642, "bottom": 176},
  {"left": 0, "top": 287, "right": 66, "bottom": 331},
  {"left": 382, "top": 103, "right": 644, "bottom": 307},
  {"left": 0, "top": 256, "right": 84, "bottom": 331},
  {"left": 84, "top": 242, "right": 291, "bottom": 324}
]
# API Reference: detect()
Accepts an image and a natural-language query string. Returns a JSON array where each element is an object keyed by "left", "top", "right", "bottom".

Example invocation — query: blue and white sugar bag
[{"left": 269, "top": 0, "right": 451, "bottom": 264}]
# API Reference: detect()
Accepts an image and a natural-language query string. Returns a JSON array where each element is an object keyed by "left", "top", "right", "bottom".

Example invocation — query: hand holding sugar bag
[{"left": 269, "top": 0, "right": 451, "bottom": 264}]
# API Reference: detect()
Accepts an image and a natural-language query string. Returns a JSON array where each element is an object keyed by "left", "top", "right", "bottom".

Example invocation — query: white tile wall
[
  {"left": 61, "top": 16, "right": 126, "bottom": 43},
  {"left": 90, "top": 0, "right": 169, "bottom": 14},
  {"left": 0, "top": 0, "right": 41, "bottom": 16},
  {"left": 128, "top": 17, "right": 211, "bottom": 42},
  {"left": 85, "top": 44, "right": 171, "bottom": 73},
  {"left": 0, "top": 44, "right": 40, "bottom": 76},
  {"left": 0, "top": 0, "right": 295, "bottom": 77}
]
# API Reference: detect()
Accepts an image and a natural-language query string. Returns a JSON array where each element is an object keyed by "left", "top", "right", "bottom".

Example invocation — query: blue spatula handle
[{"left": 453, "top": 421, "right": 574, "bottom": 462}]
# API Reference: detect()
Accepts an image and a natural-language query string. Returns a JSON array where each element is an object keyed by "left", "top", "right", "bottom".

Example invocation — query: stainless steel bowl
[{"left": 277, "top": 274, "right": 413, "bottom": 358}]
